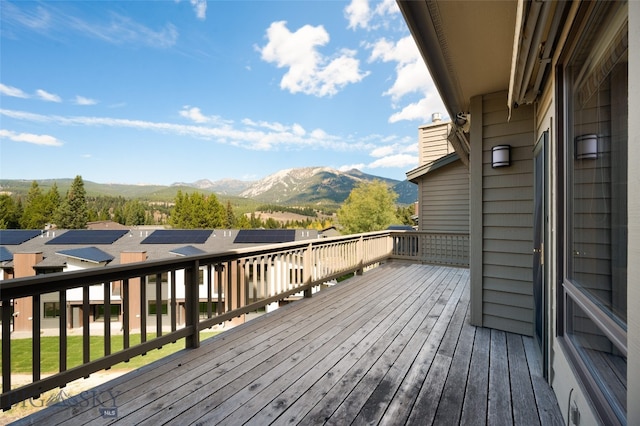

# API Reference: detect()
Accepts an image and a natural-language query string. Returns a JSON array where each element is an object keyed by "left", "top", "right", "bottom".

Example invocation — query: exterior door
[{"left": 533, "top": 131, "right": 548, "bottom": 376}]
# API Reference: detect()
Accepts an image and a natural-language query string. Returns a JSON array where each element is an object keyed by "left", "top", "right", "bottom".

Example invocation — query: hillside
[{"left": 0, "top": 167, "right": 417, "bottom": 207}]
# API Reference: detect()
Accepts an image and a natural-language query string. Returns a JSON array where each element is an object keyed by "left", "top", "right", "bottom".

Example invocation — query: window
[
  {"left": 95, "top": 304, "right": 121, "bottom": 320},
  {"left": 147, "top": 272, "right": 168, "bottom": 284},
  {"left": 44, "top": 302, "right": 60, "bottom": 318},
  {"left": 148, "top": 301, "right": 168, "bottom": 315},
  {"left": 561, "top": 2, "right": 627, "bottom": 424},
  {"left": 199, "top": 301, "right": 218, "bottom": 319}
]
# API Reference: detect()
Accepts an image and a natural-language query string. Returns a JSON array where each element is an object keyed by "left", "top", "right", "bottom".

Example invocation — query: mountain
[
  {"left": 172, "top": 178, "right": 253, "bottom": 195},
  {"left": 237, "top": 167, "right": 417, "bottom": 205},
  {"left": 0, "top": 167, "right": 417, "bottom": 206}
]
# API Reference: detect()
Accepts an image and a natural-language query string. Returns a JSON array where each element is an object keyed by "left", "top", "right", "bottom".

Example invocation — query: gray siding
[
  {"left": 417, "top": 160, "right": 469, "bottom": 232},
  {"left": 479, "top": 92, "right": 535, "bottom": 336},
  {"left": 419, "top": 122, "right": 453, "bottom": 165}
]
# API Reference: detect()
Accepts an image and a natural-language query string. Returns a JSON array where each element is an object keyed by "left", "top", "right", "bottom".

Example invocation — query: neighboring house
[
  {"left": 0, "top": 228, "right": 318, "bottom": 332},
  {"left": 406, "top": 117, "right": 469, "bottom": 233},
  {"left": 398, "top": 1, "right": 636, "bottom": 425}
]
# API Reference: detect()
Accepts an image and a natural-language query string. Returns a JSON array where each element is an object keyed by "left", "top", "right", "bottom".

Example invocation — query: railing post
[
  {"left": 303, "top": 243, "right": 313, "bottom": 298},
  {"left": 2, "top": 299, "right": 12, "bottom": 408},
  {"left": 185, "top": 260, "right": 200, "bottom": 349},
  {"left": 356, "top": 236, "right": 364, "bottom": 275}
]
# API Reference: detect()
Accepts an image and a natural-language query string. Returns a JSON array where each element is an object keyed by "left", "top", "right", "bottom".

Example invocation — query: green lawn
[{"left": 2, "top": 331, "right": 219, "bottom": 374}]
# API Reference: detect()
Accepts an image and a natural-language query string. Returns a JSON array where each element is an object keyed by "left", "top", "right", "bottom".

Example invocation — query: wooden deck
[{"left": 14, "top": 263, "right": 563, "bottom": 425}]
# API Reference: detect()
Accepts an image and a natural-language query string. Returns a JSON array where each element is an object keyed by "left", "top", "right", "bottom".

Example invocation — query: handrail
[{"left": 0, "top": 230, "right": 468, "bottom": 410}]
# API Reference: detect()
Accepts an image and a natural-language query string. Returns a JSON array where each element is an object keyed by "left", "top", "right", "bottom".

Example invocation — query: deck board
[{"left": 13, "top": 263, "right": 564, "bottom": 426}]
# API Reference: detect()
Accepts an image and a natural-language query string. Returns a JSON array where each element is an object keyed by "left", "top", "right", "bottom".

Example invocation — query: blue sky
[{"left": 0, "top": 0, "right": 445, "bottom": 185}]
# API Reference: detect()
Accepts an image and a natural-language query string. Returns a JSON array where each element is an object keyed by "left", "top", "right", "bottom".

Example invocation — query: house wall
[
  {"left": 469, "top": 91, "right": 535, "bottom": 336},
  {"left": 417, "top": 160, "right": 469, "bottom": 232},
  {"left": 418, "top": 121, "right": 453, "bottom": 165},
  {"left": 12, "top": 252, "right": 43, "bottom": 332}
]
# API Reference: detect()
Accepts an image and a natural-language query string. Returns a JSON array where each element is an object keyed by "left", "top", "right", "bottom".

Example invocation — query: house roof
[
  {"left": 0, "top": 228, "right": 319, "bottom": 271},
  {"left": 46, "top": 229, "right": 129, "bottom": 245},
  {"left": 233, "top": 229, "right": 296, "bottom": 244},
  {"left": 0, "top": 230, "right": 42, "bottom": 245},
  {"left": 406, "top": 152, "right": 460, "bottom": 183},
  {"left": 169, "top": 245, "right": 207, "bottom": 257},
  {"left": 57, "top": 247, "right": 115, "bottom": 264},
  {"left": 0, "top": 246, "right": 12, "bottom": 263}
]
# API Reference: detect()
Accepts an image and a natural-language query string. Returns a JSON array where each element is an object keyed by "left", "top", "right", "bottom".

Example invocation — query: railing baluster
[
  {"left": 59, "top": 290, "right": 67, "bottom": 373},
  {"left": 185, "top": 261, "right": 200, "bottom": 349},
  {"left": 82, "top": 285, "right": 90, "bottom": 368},
  {"left": 140, "top": 275, "right": 146, "bottom": 352},
  {"left": 104, "top": 282, "right": 111, "bottom": 357},
  {"left": 216, "top": 264, "right": 223, "bottom": 315},
  {"left": 206, "top": 264, "right": 212, "bottom": 319},
  {"left": 155, "top": 273, "right": 162, "bottom": 338},
  {"left": 2, "top": 298, "right": 12, "bottom": 406},
  {"left": 170, "top": 270, "right": 177, "bottom": 332},
  {"left": 123, "top": 278, "right": 130, "bottom": 350},
  {"left": 32, "top": 294, "right": 41, "bottom": 385}
]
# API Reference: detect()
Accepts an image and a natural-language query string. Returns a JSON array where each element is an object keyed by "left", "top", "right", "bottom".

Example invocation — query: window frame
[{"left": 557, "top": 2, "right": 628, "bottom": 425}]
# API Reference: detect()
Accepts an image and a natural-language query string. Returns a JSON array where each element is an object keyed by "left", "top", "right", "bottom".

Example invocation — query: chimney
[{"left": 432, "top": 112, "right": 442, "bottom": 123}]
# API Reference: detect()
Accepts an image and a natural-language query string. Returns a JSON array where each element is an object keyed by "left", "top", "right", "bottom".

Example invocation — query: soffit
[{"left": 399, "top": 0, "right": 516, "bottom": 114}]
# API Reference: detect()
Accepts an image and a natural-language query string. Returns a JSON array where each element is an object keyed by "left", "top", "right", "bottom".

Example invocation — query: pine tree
[
  {"left": 0, "top": 195, "right": 21, "bottom": 229},
  {"left": 55, "top": 175, "right": 88, "bottom": 229},
  {"left": 20, "top": 181, "right": 48, "bottom": 229},
  {"left": 225, "top": 201, "right": 236, "bottom": 229}
]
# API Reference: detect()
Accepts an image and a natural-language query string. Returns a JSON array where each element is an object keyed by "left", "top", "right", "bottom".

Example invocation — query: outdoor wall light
[
  {"left": 575, "top": 134, "right": 598, "bottom": 160},
  {"left": 492, "top": 145, "right": 511, "bottom": 168}
]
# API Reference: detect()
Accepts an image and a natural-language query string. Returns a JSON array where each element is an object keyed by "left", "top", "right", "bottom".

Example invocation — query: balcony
[{"left": 1, "top": 231, "right": 563, "bottom": 424}]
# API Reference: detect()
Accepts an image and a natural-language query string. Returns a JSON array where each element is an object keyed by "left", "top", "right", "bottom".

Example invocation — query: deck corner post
[{"left": 185, "top": 260, "right": 200, "bottom": 349}]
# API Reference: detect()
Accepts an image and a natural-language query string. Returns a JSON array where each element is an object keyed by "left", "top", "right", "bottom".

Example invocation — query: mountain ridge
[{"left": 0, "top": 167, "right": 417, "bottom": 206}]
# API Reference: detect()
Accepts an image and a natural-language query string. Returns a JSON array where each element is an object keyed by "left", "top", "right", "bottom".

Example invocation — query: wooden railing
[
  {"left": 0, "top": 230, "right": 466, "bottom": 410},
  {"left": 391, "top": 231, "right": 469, "bottom": 266},
  {"left": 0, "top": 231, "right": 392, "bottom": 410}
]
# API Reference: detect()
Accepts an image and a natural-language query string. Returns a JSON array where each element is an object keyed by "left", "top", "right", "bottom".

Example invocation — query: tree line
[{"left": 1, "top": 177, "right": 414, "bottom": 233}]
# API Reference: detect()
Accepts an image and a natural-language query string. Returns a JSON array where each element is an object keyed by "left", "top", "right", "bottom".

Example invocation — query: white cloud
[
  {"left": 345, "top": 0, "right": 371, "bottom": 30},
  {"left": 75, "top": 95, "right": 97, "bottom": 105},
  {"left": 367, "top": 153, "right": 417, "bottom": 169},
  {"left": 180, "top": 106, "right": 232, "bottom": 126},
  {"left": 74, "top": 14, "right": 179, "bottom": 48},
  {"left": 180, "top": 106, "right": 208, "bottom": 123},
  {"left": 190, "top": 0, "right": 207, "bottom": 20},
  {"left": 0, "top": 129, "right": 63, "bottom": 146},
  {"left": 258, "top": 21, "right": 369, "bottom": 97},
  {"left": 0, "top": 108, "right": 379, "bottom": 153},
  {"left": 388, "top": 96, "right": 444, "bottom": 123},
  {"left": 0, "top": 83, "right": 29, "bottom": 98},
  {"left": 36, "top": 89, "right": 61, "bottom": 102},
  {"left": 338, "top": 163, "right": 366, "bottom": 172},
  {"left": 368, "top": 36, "right": 445, "bottom": 123},
  {"left": 370, "top": 145, "right": 396, "bottom": 158},
  {"left": 4, "top": 2, "right": 178, "bottom": 49},
  {"left": 344, "top": 0, "right": 400, "bottom": 31}
]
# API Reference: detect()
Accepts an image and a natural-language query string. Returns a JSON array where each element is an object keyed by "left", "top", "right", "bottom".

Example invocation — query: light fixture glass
[
  {"left": 575, "top": 134, "right": 598, "bottom": 159},
  {"left": 492, "top": 145, "right": 510, "bottom": 168}
]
